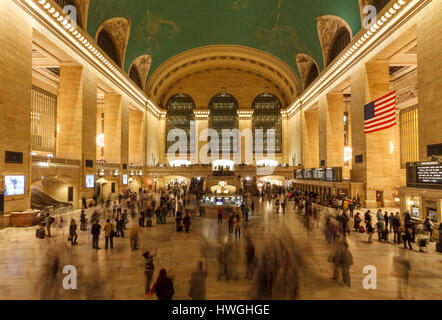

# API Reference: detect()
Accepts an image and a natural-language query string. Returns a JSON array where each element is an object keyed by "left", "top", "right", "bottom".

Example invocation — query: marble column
[
  {"left": 0, "top": 0, "right": 33, "bottom": 212},
  {"left": 416, "top": 0, "right": 442, "bottom": 160},
  {"left": 303, "top": 108, "right": 319, "bottom": 169},
  {"left": 350, "top": 62, "right": 401, "bottom": 208},
  {"left": 57, "top": 65, "right": 97, "bottom": 206},
  {"left": 319, "top": 93, "right": 345, "bottom": 168},
  {"left": 129, "top": 109, "right": 145, "bottom": 165}
]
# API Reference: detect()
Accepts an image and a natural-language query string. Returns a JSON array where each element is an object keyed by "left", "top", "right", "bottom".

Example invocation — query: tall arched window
[
  {"left": 305, "top": 64, "right": 319, "bottom": 88},
  {"left": 327, "top": 27, "right": 351, "bottom": 66},
  {"left": 252, "top": 92, "right": 282, "bottom": 154},
  {"left": 97, "top": 29, "right": 120, "bottom": 67},
  {"left": 209, "top": 91, "right": 239, "bottom": 154},
  {"left": 129, "top": 65, "right": 142, "bottom": 89},
  {"left": 54, "top": 0, "right": 82, "bottom": 28},
  {"left": 166, "top": 92, "right": 195, "bottom": 153}
]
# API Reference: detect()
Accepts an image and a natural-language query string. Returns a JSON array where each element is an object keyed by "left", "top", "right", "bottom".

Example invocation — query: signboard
[
  {"left": 85, "top": 175, "right": 95, "bottom": 189},
  {"left": 4, "top": 175, "right": 25, "bottom": 196},
  {"left": 294, "top": 167, "right": 342, "bottom": 182},
  {"left": 407, "top": 161, "right": 442, "bottom": 189}
]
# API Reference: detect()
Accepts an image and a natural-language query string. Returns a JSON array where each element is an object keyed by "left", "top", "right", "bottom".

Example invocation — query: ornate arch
[
  {"left": 316, "top": 15, "right": 353, "bottom": 68},
  {"left": 128, "top": 55, "right": 152, "bottom": 91},
  {"left": 295, "top": 54, "right": 320, "bottom": 90},
  {"left": 95, "top": 17, "right": 132, "bottom": 69},
  {"left": 146, "top": 45, "right": 302, "bottom": 108}
]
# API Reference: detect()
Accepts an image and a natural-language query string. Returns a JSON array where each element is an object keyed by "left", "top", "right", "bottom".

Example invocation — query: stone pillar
[
  {"left": 282, "top": 116, "right": 289, "bottom": 164},
  {"left": 129, "top": 109, "right": 144, "bottom": 165},
  {"left": 196, "top": 118, "right": 209, "bottom": 164},
  {"left": 350, "top": 62, "right": 401, "bottom": 208},
  {"left": 158, "top": 117, "right": 166, "bottom": 165},
  {"left": 289, "top": 112, "right": 302, "bottom": 166},
  {"left": 238, "top": 118, "right": 252, "bottom": 165},
  {"left": 103, "top": 94, "right": 122, "bottom": 164},
  {"left": 417, "top": 0, "right": 442, "bottom": 160},
  {"left": 319, "top": 93, "right": 345, "bottom": 168},
  {"left": 0, "top": 0, "right": 32, "bottom": 213},
  {"left": 303, "top": 108, "right": 319, "bottom": 169},
  {"left": 58, "top": 65, "right": 97, "bottom": 206},
  {"left": 146, "top": 111, "right": 159, "bottom": 166}
]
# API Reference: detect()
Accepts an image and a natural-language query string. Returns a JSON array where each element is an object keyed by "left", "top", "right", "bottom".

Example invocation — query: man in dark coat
[
  {"left": 188, "top": 261, "right": 207, "bottom": 300},
  {"left": 91, "top": 220, "right": 101, "bottom": 249}
]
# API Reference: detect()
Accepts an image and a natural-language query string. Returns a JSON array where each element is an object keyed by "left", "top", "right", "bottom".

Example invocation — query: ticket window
[{"left": 426, "top": 200, "right": 439, "bottom": 223}]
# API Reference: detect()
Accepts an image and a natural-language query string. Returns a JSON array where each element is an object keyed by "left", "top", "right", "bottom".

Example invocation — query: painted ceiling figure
[
  {"left": 135, "top": 9, "right": 181, "bottom": 50},
  {"left": 232, "top": 0, "right": 249, "bottom": 12}
]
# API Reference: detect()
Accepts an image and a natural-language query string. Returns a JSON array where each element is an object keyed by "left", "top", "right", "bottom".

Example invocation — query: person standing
[
  {"left": 46, "top": 214, "right": 55, "bottom": 237},
  {"left": 234, "top": 214, "right": 241, "bottom": 239},
  {"left": 393, "top": 213, "right": 402, "bottom": 244},
  {"left": 384, "top": 211, "right": 390, "bottom": 231},
  {"left": 183, "top": 211, "right": 191, "bottom": 233},
  {"left": 130, "top": 223, "right": 140, "bottom": 251},
  {"left": 188, "top": 261, "right": 207, "bottom": 300},
  {"left": 366, "top": 220, "right": 374, "bottom": 243},
  {"left": 217, "top": 207, "right": 223, "bottom": 224},
  {"left": 228, "top": 212, "right": 234, "bottom": 234},
  {"left": 251, "top": 201, "right": 255, "bottom": 215},
  {"left": 69, "top": 219, "right": 78, "bottom": 246},
  {"left": 151, "top": 269, "right": 175, "bottom": 300},
  {"left": 91, "top": 220, "right": 101, "bottom": 249},
  {"left": 143, "top": 249, "right": 158, "bottom": 297},
  {"left": 423, "top": 217, "right": 434, "bottom": 242},
  {"left": 348, "top": 201, "right": 354, "bottom": 218},
  {"left": 364, "top": 210, "right": 372, "bottom": 229},
  {"left": 104, "top": 219, "right": 115, "bottom": 250},
  {"left": 341, "top": 242, "right": 353, "bottom": 287},
  {"left": 245, "top": 235, "right": 257, "bottom": 280},
  {"left": 392, "top": 251, "right": 411, "bottom": 300}
]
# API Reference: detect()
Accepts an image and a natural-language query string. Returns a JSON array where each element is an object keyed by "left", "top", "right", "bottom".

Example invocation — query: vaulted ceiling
[{"left": 87, "top": 0, "right": 362, "bottom": 82}]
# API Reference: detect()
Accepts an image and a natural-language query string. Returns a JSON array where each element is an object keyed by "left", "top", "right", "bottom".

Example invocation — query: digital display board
[
  {"left": 122, "top": 174, "right": 128, "bottom": 185},
  {"left": 416, "top": 165, "right": 442, "bottom": 184},
  {"left": 407, "top": 161, "right": 442, "bottom": 189},
  {"left": 294, "top": 168, "right": 342, "bottom": 182},
  {"left": 85, "top": 175, "right": 95, "bottom": 189},
  {"left": 4, "top": 175, "right": 25, "bottom": 196}
]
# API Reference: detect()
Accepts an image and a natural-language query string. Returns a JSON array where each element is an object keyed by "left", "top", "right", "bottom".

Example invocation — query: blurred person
[
  {"left": 245, "top": 235, "right": 257, "bottom": 280},
  {"left": 392, "top": 250, "right": 411, "bottom": 300},
  {"left": 69, "top": 219, "right": 78, "bottom": 246},
  {"left": 104, "top": 218, "right": 115, "bottom": 250},
  {"left": 234, "top": 214, "right": 241, "bottom": 239},
  {"left": 403, "top": 228, "right": 413, "bottom": 250},
  {"left": 91, "top": 220, "right": 102, "bottom": 249},
  {"left": 340, "top": 242, "right": 353, "bottom": 287},
  {"left": 393, "top": 212, "right": 402, "bottom": 244},
  {"left": 366, "top": 220, "right": 374, "bottom": 243},
  {"left": 228, "top": 212, "right": 234, "bottom": 234},
  {"left": 130, "top": 222, "right": 140, "bottom": 251},
  {"left": 183, "top": 211, "right": 192, "bottom": 233},
  {"left": 188, "top": 261, "right": 207, "bottom": 300},
  {"left": 423, "top": 217, "right": 434, "bottom": 242},
  {"left": 143, "top": 248, "right": 158, "bottom": 296},
  {"left": 151, "top": 269, "right": 175, "bottom": 300}
]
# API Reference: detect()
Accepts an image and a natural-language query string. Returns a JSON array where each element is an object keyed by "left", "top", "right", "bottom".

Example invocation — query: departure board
[{"left": 416, "top": 165, "right": 442, "bottom": 184}]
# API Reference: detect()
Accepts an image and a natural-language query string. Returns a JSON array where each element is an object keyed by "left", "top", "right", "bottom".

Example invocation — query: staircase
[{"left": 31, "top": 186, "right": 73, "bottom": 211}]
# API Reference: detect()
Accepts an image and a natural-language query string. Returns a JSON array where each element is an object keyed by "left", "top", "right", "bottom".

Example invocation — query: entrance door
[
  {"left": 0, "top": 192, "right": 4, "bottom": 214},
  {"left": 376, "top": 191, "right": 384, "bottom": 207}
]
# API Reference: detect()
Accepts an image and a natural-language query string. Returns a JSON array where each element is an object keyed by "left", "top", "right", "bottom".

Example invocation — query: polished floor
[{"left": 0, "top": 197, "right": 441, "bottom": 300}]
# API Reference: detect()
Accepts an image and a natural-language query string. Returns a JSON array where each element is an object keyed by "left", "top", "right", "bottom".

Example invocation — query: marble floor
[{"left": 0, "top": 198, "right": 441, "bottom": 300}]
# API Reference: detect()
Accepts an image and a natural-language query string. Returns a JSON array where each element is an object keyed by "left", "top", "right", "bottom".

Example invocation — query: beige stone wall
[
  {"left": 319, "top": 94, "right": 345, "bottom": 168},
  {"left": 161, "top": 69, "right": 286, "bottom": 108},
  {"left": 146, "top": 111, "right": 159, "bottom": 165},
  {"left": 129, "top": 110, "right": 144, "bottom": 165},
  {"left": 350, "top": 62, "right": 401, "bottom": 207},
  {"left": 417, "top": 0, "right": 442, "bottom": 161},
  {"left": 103, "top": 94, "right": 122, "bottom": 163},
  {"left": 303, "top": 108, "right": 319, "bottom": 169},
  {"left": 288, "top": 112, "right": 302, "bottom": 166},
  {"left": 0, "top": 1, "right": 33, "bottom": 212}
]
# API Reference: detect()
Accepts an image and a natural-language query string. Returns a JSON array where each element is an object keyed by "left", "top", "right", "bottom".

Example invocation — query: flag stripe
[
  {"left": 364, "top": 90, "right": 396, "bottom": 134},
  {"left": 364, "top": 122, "right": 396, "bottom": 134},
  {"left": 365, "top": 115, "right": 396, "bottom": 129},
  {"left": 364, "top": 111, "right": 396, "bottom": 126},
  {"left": 375, "top": 91, "right": 396, "bottom": 103}
]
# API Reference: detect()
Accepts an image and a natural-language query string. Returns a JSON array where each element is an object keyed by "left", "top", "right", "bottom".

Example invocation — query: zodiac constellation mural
[
  {"left": 233, "top": 0, "right": 311, "bottom": 58},
  {"left": 134, "top": 9, "right": 181, "bottom": 51}
]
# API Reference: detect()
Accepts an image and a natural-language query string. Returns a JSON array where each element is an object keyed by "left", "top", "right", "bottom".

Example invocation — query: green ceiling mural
[{"left": 87, "top": 0, "right": 361, "bottom": 81}]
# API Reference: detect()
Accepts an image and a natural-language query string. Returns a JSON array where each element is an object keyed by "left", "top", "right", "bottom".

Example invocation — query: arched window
[
  {"left": 129, "top": 65, "right": 142, "bottom": 89},
  {"left": 373, "top": 0, "right": 391, "bottom": 13},
  {"left": 327, "top": 27, "right": 351, "bottom": 66},
  {"left": 252, "top": 92, "right": 282, "bottom": 154},
  {"left": 97, "top": 29, "right": 120, "bottom": 67},
  {"left": 166, "top": 92, "right": 195, "bottom": 154},
  {"left": 305, "top": 64, "right": 319, "bottom": 88},
  {"left": 209, "top": 91, "right": 239, "bottom": 154},
  {"left": 54, "top": 0, "right": 82, "bottom": 28}
]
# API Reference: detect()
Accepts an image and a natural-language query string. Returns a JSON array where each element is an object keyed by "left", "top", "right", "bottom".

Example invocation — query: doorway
[{"left": 376, "top": 190, "right": 384, "bottom": 207}]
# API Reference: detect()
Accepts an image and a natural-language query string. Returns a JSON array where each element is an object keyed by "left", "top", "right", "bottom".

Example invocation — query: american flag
[{"left": 364, "top": 91, "right": 397, "bottom": 134}]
